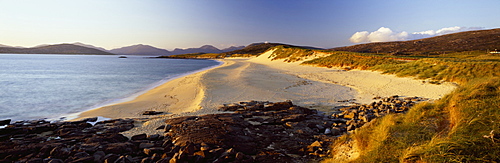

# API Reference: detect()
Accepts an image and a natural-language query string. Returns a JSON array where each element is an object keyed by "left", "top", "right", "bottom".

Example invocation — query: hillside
[
  {"left": 169, "top": 45, "right": 245, "bottom": 55},
  {"left": 110, "top": 44, "right": 171, "bottom": 56},
  {"left": 0, "top": 44, "right": 114, "bottom": 55},
  {"left": 71, "top": 42, "right": 108, "bottom": 52},
  {"left": 163, "top": 42, "right": 322, "bottom": 59},
  {"left": 222, "top": 42, "right": 322, "bottom": 56},
  {"left": 331, "top": 28, "right": 500, "bottom": 55},
  {"left": 170, "top": 45, "right": 220, "bottom": 55}
]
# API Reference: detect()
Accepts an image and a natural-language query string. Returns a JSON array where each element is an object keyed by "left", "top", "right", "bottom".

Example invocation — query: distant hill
[
  {"left": 110, "top": 44, "right": 171, "bottom": 56},
  {"left": 221, "top": 42, "right": 322, "bottom": 56},
  {"left": 163, "top": 42, "right": 322, "bottom": 58},
  {"left": 171, "top": 45, "right": 232, "bottom": 55},
  {"left": 222, "top": 46, "right": 245, "bottom": 52},
  {"left": 331, "top": 28, "right": 500, "bottom": 55},
  {"left": 71, "top": 42, "right": 108, "bottom": 52},
  {"left": 0, "top": 44, "right": 13, "bottom": 48},
  {"left": 0, "top": 44, "right": 114, "bottom": 55}
]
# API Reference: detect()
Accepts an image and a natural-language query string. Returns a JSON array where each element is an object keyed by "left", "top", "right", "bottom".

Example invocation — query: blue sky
[{"left": 1, "top": 0, "right": 499, "bottom": 50}]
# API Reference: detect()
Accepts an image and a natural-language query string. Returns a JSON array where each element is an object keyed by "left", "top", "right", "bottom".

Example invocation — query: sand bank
[{"left": 76, "top": 49, "right": 456, "bottom": 136}]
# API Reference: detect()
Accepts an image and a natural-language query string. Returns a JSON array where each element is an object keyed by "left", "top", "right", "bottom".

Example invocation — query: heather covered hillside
[{"left": 331, "top": 28, "right": 500, "bottom": 55}]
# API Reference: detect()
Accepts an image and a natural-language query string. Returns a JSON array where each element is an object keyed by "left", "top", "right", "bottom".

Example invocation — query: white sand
[
  {"left": 248, "top": 49, "right": 457, "bottom": 104},
  {"left": 76, "top": 48, "right": 457, "bottom": 136}
]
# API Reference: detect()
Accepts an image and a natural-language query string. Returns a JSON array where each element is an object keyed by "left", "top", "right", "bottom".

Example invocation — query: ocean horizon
[{"left": 0, "top": 54, "right": 221, "bottom": 122}]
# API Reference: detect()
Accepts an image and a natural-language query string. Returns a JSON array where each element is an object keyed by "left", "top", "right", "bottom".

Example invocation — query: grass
[
  {"left": 324, "top": 78, "right": 500, "bottom": 162},
  {"left": 263, "top": 46, "right": 500, "bottom": 162},
  {"left": 302, "top": 51, "right": 406, "bottom": 70},
  {"left": 371, "top": 57, "right": 500, "bottom": 84},
  {"left": 269, "top": 45, "right": 316, "bottom": 62},
  {"left": 267, "top": 45, "right": 500, "bottom": 84}
]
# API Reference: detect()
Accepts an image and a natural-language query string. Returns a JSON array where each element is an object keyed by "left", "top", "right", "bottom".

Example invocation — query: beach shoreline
[{"left": 74, "top": 49, "right": 457, "bottom": 136}]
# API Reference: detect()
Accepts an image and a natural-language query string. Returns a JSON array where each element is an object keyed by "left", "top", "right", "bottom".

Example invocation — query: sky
[{"left": 1, "top": 0, "right": 499, "bottom": 50}]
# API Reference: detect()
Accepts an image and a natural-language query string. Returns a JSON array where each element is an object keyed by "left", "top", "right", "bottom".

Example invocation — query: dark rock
[
  {"left": 139, "top": 143, "right": 155, "bottom": 149},
  {"left": 83, "top": 117, "right": 98, "bottom": 122},
  {"left": 131, "top": 133, "right": 147, "bottom": 140},
  {"left": 0, "top": 99, "right": 424, "bottom": 163},
  {"left": 156, "top": 125, "right": 165, "bottom": 130},
  {"left": 26, "top": 158, "right": 44, "bottom": 163},
  {"left": 114, "top": 155, "right": 134, "bottom": 163},
  {"left": 0, "top": 119, "right": 11, "bottom": 125},
  {"left": 143, "top": 147, "right": 165, "bottom": 156},
  {"left": 50, "top": 146, "right": 71, "bottom": 159},
  {"left": 105, "top": 142, "right": 134, "bottom": 154},
  {"left": 103, "top": 154, "right": 119, "bottom": 163},
  {"left": 93, "top": 151, "right": 106, "bottom": 162},
  {"left": 68, "top": 156, "right": 94, "bottom": 163},
  {"left": 147, "top": 134, "right": 160, "bottom": 140},
  {"left": 142, "top": 111, "right": 164, "bottom": 115},
  {"left": 46, "top": 159, "right": 64, "bottom": 163}
]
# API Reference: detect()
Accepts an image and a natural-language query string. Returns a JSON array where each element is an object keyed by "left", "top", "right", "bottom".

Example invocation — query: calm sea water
[{"left": 0, "top": 54, "right": 220, "bottom": 121}]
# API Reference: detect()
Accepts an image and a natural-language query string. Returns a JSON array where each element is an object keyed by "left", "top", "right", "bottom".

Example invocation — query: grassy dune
[
  {"left": 325, "top": 78, "right": 500, "bottom": 162},
  {"left": 268, "top": 46, "right": 500, "bottom": 162}
]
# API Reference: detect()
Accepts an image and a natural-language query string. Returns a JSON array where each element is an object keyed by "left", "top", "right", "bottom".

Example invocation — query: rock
[
  {"left": 68, "top": 156, "right": 94, "bottom": 163},
  {"left": 343, "top": 112, "right": 356, "bottom": 119},
  {"left": 142, "top": 111, "right": 164, "bottom": 115},
  {"left": 0, "top": 100, "right": 425, "bottom": 163},
  {"left": 330, "top": 127, "right": 342, "bottom": 136},
  {"left": 147, "top": 134, "right": 160, "bottom": 140},
  {"left": 105, "top": 142, "right": 134, "bottom": 154},
  {"left": 164, "top": 124, "right": 172, "bottom": 132},
  {"left": 50, "top": 146, "right": 71, "bottom": 159},
  {"left": 83, "top": 117, "right": 98, "bottom": 122},
  {"left": 156, "top": 125, "right": 165, "bottom": 130},
  {"left": 46, "top": 159, "right": 64, "bottom": 163},
  {"left": 347, "top": 125, "right": 356, "bottom": 131},
  {"left": 139, "top": 143, "right": 155, "bottom": 149},
  {"left": 114, "top": 155, "right": 134, "bottom": 163},
  {"left": 361, "top": 115, "right": 373, "bottom": 123},
  {"left": 310, "top": 141, "right": 322, "bottom": 147},
  {"left": 324, "top": 128, "right": 332, "bottom": 135},
  {"left": 143, "top": 147, "right": 165, "bottom": 156},
  {"left": 93, "top": 151, "right": 106, "bottom": 162},
  {"left": 0, "top": 119, "right": 11, "bottom": 125},
  {"left": 131, "top": 133, "right": 147, "bottom": 140},
  {"left": 103, "top": 154, "right": 119, "bottom": 163}
]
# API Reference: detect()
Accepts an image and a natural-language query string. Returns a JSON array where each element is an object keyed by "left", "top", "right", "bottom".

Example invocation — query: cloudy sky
[{"left": 1, "top": 0, "right": 499, "bottom": 50}]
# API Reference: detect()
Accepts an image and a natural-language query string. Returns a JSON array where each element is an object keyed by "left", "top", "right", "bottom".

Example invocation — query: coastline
[
  {"left": 75, "top": 50, "right": 457, "bottom": 136},
  {"left": 75, "top": 60, "right": 224, "bottom": 120}
]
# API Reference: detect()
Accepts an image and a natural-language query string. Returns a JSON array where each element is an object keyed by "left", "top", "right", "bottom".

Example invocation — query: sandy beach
[{"left": 76, "top": 48, "right": 457, "bottom": 136}]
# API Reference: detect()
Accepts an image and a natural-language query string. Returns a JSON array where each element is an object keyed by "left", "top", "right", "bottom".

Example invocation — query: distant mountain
[
  {"left": 221, "top": 46, "right": 245, "bottom": 52},
  {"left": 71, "top": 42, "right": 108, "bottom": 52},
  {"left": 109, "top": 44, "right": 171, "bottom": 56},
  {"left": 171, "top": 45, "right": 224, "bottom": 55},
  {"left": 0, "top": 44, "right": 12, "bottom": 48},
  {"left": 330, "top": 28, "right": 500, "bottom": 55},
  {"left": 0, "top": 44, "right": 114, "bottom": 55}
]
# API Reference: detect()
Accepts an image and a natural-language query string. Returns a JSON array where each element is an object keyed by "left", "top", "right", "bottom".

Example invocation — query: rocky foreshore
[{"left": 0, "top": 96, "right": 425, "bottom": 163}]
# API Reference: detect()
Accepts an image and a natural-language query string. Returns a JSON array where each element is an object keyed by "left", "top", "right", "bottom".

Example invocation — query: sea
[{"left": 0, "top": 54, "right": 221, "bottom": 122}]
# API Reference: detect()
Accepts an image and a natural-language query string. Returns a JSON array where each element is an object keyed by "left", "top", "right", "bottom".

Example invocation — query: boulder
[
  {"left": 0, "top": 119, "right": 11, "bottom": 125},
  {"left": 142, "top": 111, "right": 164, "bottom": 115}
]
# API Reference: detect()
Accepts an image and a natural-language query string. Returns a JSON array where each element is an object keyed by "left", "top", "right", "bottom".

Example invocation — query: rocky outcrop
[{"left": 0, "top": 97, "right": 425, "bottom": 162}]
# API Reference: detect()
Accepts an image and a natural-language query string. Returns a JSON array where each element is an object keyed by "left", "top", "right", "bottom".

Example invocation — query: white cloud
[
  {"left": 349, "top": 31, "right": 369, "bottom": 43},
  {"left": 349, "top": 27, "right": 410, "bottom": 43},
  {"left": 350, "top": 26, "right": 485, "bottom": 43}
]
